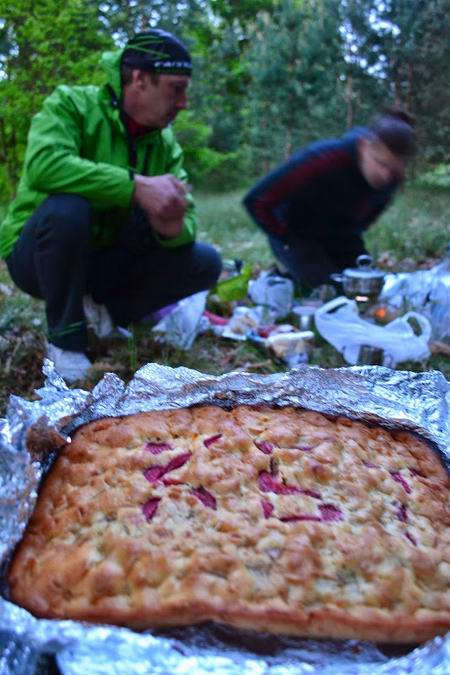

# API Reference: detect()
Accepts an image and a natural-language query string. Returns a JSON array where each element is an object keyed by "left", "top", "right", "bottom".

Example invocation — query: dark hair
[
  {"left": 369, "top": 107, "right": 416, "bottom": 158},
  {"left": 120, "top": 65, "right": 160, "bottom": 87}
]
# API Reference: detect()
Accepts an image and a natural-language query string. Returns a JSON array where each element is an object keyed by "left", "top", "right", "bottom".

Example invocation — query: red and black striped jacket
[{"left": 243, "top": 129, "right": 400, "bottom": 241}]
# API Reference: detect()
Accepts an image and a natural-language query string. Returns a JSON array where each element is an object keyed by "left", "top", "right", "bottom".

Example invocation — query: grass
[
  {"left": 0, "top": 184, "right": 449, "bottom": 416},
  {"left": 195, "top": 189, "right": 273, "bottom": 267},
  {"left": 366, "top": 188, "right": 450, "bottom": 262},
  {"left": 196, "top": 186, "right": 450, "bottom": 267}
]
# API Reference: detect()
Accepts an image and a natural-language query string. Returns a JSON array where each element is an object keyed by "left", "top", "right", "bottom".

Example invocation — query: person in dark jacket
[
  {"left": 243, "top": 109, "right": 415, "bottom": 292},
  {"left": 0, "top": 29, "right": 222, "bottom": 382}
]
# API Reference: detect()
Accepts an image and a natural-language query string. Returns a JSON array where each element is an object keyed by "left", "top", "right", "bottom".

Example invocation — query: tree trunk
[
  {"left": 0, "top": 118, "right": 18, "bottom": 192},
  {"left": 407, "top": 62, "right": 414, "bottom": 113},
  {"left": 139, "top": 0, "right": 149, "bottom": 31},
  {"left": 284, "top": 127, "right": 293, "bottom": 159},
  {"left": 346, "top": 71, "right": 353, "bottom": 129}
]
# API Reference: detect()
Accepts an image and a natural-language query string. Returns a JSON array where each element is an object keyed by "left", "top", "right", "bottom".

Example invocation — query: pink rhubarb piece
[
  {"left": 204, "top": 434, "right": 222, "bottom": 448},
  {"left": 145, "top": 442, "right": 172, "bottom": 455},
  {"left": 192, "top": 486, "right": 217, "bottom": 510},
  {"left": 142, "top": 497, "right": 161, "bottom": 522}
]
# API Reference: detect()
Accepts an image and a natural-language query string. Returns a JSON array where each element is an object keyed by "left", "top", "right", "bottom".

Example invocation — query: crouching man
[{"left": 0, "top": 29, "right": 222, "bottom": 382}]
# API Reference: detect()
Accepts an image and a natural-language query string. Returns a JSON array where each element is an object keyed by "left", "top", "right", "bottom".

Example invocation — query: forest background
[{"left": 1, "top": 0, "right": 450, "bottom": 198}]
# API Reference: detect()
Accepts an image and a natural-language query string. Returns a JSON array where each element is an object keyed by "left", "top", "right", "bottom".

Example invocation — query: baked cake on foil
[{"left": 9, "top": 406, "right": 450, "bottom": 642}]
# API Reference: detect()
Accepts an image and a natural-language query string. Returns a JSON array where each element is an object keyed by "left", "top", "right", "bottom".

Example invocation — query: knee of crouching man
[{"left": 40, "top": 194, "right": 93, "bottom": 248}]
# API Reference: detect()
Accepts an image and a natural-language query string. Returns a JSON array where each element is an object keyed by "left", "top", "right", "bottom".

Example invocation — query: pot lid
[{"left": 343, "top": 255, "right": 385, "bottom": 280}]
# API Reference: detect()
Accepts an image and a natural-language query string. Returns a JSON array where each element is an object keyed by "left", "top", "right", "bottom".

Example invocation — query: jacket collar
[{"left": 98, "top": 48, "right": 160, "bottom": 142}]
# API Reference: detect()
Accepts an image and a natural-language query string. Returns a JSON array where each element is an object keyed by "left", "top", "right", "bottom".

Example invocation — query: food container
[
  {"left": 331, "top": 255, "right": 386, "bottom": 300},
  {"left": 292, "top": 304, "right": 318, "bottom": 331},
  {"left": 266, "top": 330, "right": 314, "bottom": 366}
]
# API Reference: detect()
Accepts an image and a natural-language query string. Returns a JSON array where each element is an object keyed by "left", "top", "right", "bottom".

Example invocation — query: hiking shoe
[{"left": 46, "top": 343, "right": 92, "bottom": 383}]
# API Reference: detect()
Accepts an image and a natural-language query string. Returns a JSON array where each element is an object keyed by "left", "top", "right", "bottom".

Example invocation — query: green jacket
[{"left": 0, "top": 49, "right": 197, "bottom": 259}]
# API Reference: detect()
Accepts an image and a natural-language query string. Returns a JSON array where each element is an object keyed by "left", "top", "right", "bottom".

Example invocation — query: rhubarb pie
[{"left": 8, "top": 406, "right": 450, "bottom": 642}]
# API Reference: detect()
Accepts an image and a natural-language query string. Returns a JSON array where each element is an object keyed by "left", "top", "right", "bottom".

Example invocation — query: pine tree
[
  {"left": 246, "top": 0, "right": 345, "bottom": 169},
  {"left": 0, "top": 0, "right": 111, "bottom": 197}
]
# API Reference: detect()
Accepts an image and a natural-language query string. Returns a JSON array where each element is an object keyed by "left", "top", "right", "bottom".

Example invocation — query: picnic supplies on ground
[
  {"left": 381, "top": 248, "right": 450, "bottom": 344},
  {"left": 315, "top": 297, "right": 431, "bottom": 367},
  {"left": 152, "top": 291, "right": 208, "bottom": 350},
  {"left": 330, "top": 254, "right": 386, "bottom": 301},
  {"left": 214, "top": 262, "right": 252, "bottom": 302},
  {"left": 248, "top": 271, "right": 294, "bottom": 321}
]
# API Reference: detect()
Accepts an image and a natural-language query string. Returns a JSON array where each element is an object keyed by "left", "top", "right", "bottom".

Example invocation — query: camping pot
[{"left": 330, "top": 255, "right": 386, "bottom": 300}]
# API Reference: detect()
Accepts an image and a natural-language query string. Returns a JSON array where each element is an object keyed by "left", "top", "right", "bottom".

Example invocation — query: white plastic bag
[
  {"left": 248, "top": 272, "right": 294, "bottom": 321},
  {"left": 152, "top": 291, "right": 208, "bottom": 350},
  {"left": 315, "top": 297, "right": 431, "bottom": 366},
  {"left": 381, "top": 263, "right": 450, "bottom": 343}
]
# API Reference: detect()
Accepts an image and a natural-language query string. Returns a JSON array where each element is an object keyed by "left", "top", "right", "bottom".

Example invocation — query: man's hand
[
  {"left": 133, "top": 174, "right": 188, "bottom": 222},
  {"left": 151, "top": 215, "right": 184, "bottom": 239}
]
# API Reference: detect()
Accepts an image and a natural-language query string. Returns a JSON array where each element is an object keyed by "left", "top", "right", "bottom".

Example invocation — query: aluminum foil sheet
[{"left": 0, "top": 360, "right": 449, "bottom": 675}]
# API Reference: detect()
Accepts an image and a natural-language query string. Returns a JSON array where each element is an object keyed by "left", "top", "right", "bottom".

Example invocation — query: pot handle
[
  {"left": 356, "top": 254, "right": 374, "bottom": 269},
  {"left": 330, "top": 272, "right": 344, "bottom": 283}
]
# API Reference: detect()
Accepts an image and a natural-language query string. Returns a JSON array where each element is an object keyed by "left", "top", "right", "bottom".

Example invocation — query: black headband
[{"left": 122, "top": 29, "right": 192, "bottom": 76}]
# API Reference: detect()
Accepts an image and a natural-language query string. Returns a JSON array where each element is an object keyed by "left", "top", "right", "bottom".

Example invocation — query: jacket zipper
[{"left": 107, "top": 84, "right": 138, "bottom": 179}]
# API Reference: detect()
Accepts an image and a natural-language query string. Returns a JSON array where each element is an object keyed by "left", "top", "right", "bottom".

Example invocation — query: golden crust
[{"left": 8, "top": 405, "right": 450, "bottom": 642}]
